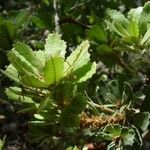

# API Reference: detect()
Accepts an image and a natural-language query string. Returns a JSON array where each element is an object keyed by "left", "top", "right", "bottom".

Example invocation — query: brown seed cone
[{"left": 80, "top": 113, "right": 125, "bottom": 128}]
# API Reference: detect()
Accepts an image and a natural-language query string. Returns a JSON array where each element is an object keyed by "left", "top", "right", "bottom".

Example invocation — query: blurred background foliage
[{"left": 0, "top": 0, "right": 150, "bottom": 150}]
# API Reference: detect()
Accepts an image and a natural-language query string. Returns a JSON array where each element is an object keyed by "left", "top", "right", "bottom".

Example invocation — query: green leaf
[
  {"left": 128, "top": 7, "right": 143, "bottom": 22},
  {"left": 60, "top": 94, "right": 87, "bottom": 127},
  {"left": 34, "top": 114, "right": 44, "bottom": 120},
  {"left": 106, "top": 21, "right": 126, "bottom": 37},
  {"left": 0, "top": 21, "right": 15, "bottom": 50},
  {"left": 107, "top": 141, "right": 116, "bottom": 150},
  {"left": 141, "top": 28, "right": 150, "bottom": 45},
  {"left": 131, "top": 125, "right": 143, "bottom": 148},
  {"left": 0, "top": 139, "right": 4, "bottom": 150},
  {"left": 5, "top": 87, "right": 34, "bottom": 103},
  {"left": 139, "top": 2, "right": 150, "bottom": 35},
  {"left": 103, "top": 125, "right": 135, "bottom": 147},
  {"left": 73, "top": 62, "right": 96, "bottom": 83},
  {"left": 39, "top": 107, "right": 59, "bottom": 122},
  {"left": 87, "top": 25, "right": 107, "bottom": 44},
  {"left": 35, "top": 50, "right": 45, "bottom": 66},
  {"left": 99, "top": 133, "right": 113, "bottom": 141},
  {"left": 44, "top": 56, "right": 64, "bottom": 85},
  {"left": 128, "top": 20, "right": 139, "bottom": 37},
  {"left": 9, "top": 53, "right": 43, "bottom": 88},
  {"left": 32, "top": 16, "right": 46, "bottom": 29},
  {"left": 64, "top": 40, "right": 90, "bottom": 75},
  {"left": 18, "top": 104, "right": 37, "bottom": 114},
  {"left": 14, "top": 42, "right": 44, "bottom": 71},
  {"left": 122, "top": 36, "right": 140, "bottom": 45},
  {"left": 121, "top": 127, "right": 135, "bottom": 146},
  {"left": 14, "top": 10, "right": 29, "bottom": 29},
  {"left": 69, "top": 94, "right": 87, "bottom": 114},
  {"left": 133, "top": 112, "right": 150, "bottom": 131},
  {"left": 104, "top": 124, "right": 121, "bottom": 137},
  {"left": 7, "top": 50, "right": 40, "bottom": 77},
  {"left": 97, "top": 45, "right": 112, "bottom": 54},
  {"left": 21, "top": 74, "right": 48, "bottom": 88},
  {"left": 28, "top": 123, "right": 51, "bottom": 143},
  {"left": 45, "top": 33, "right": 66, "bottom": 58},
  {"left": 37, "top": 98, "right": 53, "bottom": 113},
  {"left": 114, "top": 23, "right": 130, "bottom": 37},
  {"left": 107, "top": 9, "right": 128, "bottom": 27},
  {"left": 52, "top": 82, "right": 74, "bottom": 104},
  {"left": 3, "top": 64, "right": 19, "bottom": 83},
  {"left": 60, "top": 109, "right": 80, "bottom": 127},
  {"left": 7, "top": 86, "right": 45, "bottom": 101},
  {"left": 5, "top": 21, "right": 16, "bottom": 41},
  {"left": 9, "top": 86, "right": 23, "bottom": 95}
]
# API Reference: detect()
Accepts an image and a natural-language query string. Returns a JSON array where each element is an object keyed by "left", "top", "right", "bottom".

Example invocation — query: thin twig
[
  {"left": 84, "top": 91, "right": 101, "bottom": 115},
  {"left": 84, "top": 91, "right": 114, "bottom": 114},
  {"left": 88, "top": 101, "right": 114, "bottom": 114},
  {"left": 59, "top": 18, "right": 91, "bottom": 29},
  {"left": 69, "top": 0, "right": 91, "bottom": 12}
]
